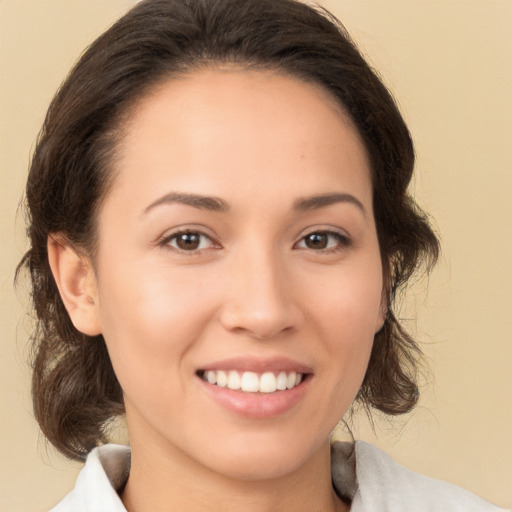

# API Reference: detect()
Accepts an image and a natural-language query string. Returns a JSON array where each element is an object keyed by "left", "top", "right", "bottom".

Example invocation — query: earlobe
[
  {"left": 47, "top": 234, "right": 102, "bottom": 336},
  {"left": 375, "top": 265, "right": 392, "bottom": 334},
  {"left": 375, "top": 288, "right": 389, "bottom": 334},
  {"left": 375, "top": 303, "right": 387, "bottom": 334}
]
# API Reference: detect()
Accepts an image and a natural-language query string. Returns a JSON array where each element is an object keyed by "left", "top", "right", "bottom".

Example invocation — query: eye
[
  {"left": 295, "top": 230, "right": 350, "bottom": 252},
  {"left": 163, "top": 230, "right": 216, "bottom": 252}
]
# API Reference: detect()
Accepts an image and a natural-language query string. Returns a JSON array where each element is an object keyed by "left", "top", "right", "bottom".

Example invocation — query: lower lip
[{"left": 199, "top": 376, "right": 311, "bottom": 419}]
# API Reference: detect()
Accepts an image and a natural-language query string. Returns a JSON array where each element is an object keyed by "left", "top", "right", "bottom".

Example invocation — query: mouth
[
  {"left": 197, "top": 370, "right": 307, "bottom": 393},
  {"left": 196, "top": 359, "right": 312, "bottom": 418}
]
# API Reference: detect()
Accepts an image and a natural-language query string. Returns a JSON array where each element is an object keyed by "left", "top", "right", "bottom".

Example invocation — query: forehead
[{"left": 109, "top": 68, "right": 372, "bottom": 213}]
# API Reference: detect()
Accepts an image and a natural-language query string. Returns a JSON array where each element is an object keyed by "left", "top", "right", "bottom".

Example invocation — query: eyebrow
[
  {"left": 143, "top": 191, "right": 365, "bottom": 216},
  {"left": 143, "top": 192, "right": 230, "bottom": 215},
  {"left": 293, "top": 193, "right": 366, "bottom": 216}
]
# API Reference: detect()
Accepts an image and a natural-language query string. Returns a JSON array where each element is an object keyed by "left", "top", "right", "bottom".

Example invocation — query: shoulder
[
  {"left": 334, "top": 441, "right": 508, "bottom": 512},
  {"left": 49, "top": 444, "right": 130, "bottom": 512}
]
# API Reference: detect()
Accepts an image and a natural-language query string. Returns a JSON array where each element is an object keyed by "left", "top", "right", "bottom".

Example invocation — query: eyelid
[
  {"left": 294, "top": 226, "right": 352, "bottom": 252},
  {"left": 157, "top": 226, "right": 221, "bottom": 253}
]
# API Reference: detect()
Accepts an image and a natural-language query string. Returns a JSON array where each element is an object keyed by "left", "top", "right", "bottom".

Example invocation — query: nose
[{"left": 219, "top": 249, "right": 303, "bottom": 340}]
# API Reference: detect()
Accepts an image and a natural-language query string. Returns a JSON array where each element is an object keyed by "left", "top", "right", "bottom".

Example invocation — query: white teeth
[
  {"left": 227, "top": 371, "right": 241, "bottom": 390},
  {"left": 216, "top": 370, "right": 227, "bottom": 387},
  {"left": 259, "top": 372, "right": 277, "bottom": 393},
  {"left": 202, "top": 370, "right": 304, "bottom": 393},
  {"left": 240, "top": 371, "right": 259, "bottom": 392},
  {"left": 276, "top": 371, "right": 288, "bottom": 390}
]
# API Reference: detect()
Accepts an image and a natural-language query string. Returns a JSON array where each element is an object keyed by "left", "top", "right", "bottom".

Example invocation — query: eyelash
[
  {"left": 294, "top": 230, "right": 351, "bottom": 253},
  {"left": 159, "top": 229, "right": 351, "bottom": 254},
  {"left": 160, "top": 229, "right": 218, "bottom": 253}
]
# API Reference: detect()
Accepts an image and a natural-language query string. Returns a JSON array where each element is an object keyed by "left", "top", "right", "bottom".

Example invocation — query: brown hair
[{"left": 18, "top": 0, "right": 439, "bottom": 461}]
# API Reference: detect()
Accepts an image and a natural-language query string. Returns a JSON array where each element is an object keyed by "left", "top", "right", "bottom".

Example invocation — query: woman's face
[{"left": 87, "top": 69, "right": 384, "bottom": 480}]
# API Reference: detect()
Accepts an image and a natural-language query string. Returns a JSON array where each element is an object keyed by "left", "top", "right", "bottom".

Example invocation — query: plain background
[{"left": 1, "top": 1, "right": 510, "bottom": 510}]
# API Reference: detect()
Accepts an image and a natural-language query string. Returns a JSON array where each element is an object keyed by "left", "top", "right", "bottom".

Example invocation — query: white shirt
[{"left": 50, "top": 441, "right": 508, "bottom": 512}]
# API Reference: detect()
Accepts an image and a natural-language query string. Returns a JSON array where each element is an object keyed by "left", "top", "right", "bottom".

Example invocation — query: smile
[{"left": 198, "top": 370, "right": 304, "bottom": 393}]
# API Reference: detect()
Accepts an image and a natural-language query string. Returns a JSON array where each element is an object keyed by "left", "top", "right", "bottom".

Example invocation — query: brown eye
[
  {"left": 176, "top": 233, "right": 200, "bottom": 250},
  {"left": 166, "top": 231, "right": 213, "bottom": 252},
  {"left": 296, "top": 231, "right": 350, "bottom": 252},
  {"left": 304, "top": 233, "right": 329, "bottom": 249}
]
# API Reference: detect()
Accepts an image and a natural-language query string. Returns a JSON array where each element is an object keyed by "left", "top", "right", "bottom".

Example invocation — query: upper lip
[{"left": 198, "top": 356, "right": 313, "bottom": 374}]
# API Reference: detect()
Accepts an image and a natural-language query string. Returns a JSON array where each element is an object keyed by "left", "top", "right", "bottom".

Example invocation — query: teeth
[
  {"left": 276, "top": 372, "right": 288, "bottom": 390},
  {"left": 240, "top": 371, "right": 259, "bottom": 392},
  {"left": 217, "top": 370, "right": 227, "bottom": 387},
  {"left": 259, "top": 372, "right": 277, "bottom": 393},
  {"left": 202, "top": 370, "right": 304, "bottom": 393},
  {"left": 227, "top": 371, "right": 241, "bottom": 390}
]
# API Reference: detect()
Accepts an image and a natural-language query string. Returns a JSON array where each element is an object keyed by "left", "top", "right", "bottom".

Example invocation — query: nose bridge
[{"left": 220, "top": 240, "right": 300, "bottom": 338}]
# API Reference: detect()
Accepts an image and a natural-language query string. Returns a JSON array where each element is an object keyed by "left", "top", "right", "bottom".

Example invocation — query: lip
[
  {"left": 198, "top": 356, "right": 313, "bottom": 374},
  {"left": 197, "top": 356, "right": 313, "bottom": 419}
]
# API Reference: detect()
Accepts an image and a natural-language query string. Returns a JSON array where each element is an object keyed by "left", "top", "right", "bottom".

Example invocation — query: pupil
[
  {"left": 306, "top": 233, "right": 327, "bottom": 249},
  {"left": 177, "top": 233, "right": 200, "bottom": 250}
]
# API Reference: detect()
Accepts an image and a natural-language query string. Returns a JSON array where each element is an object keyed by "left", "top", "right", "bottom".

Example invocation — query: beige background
[{"left": 1, "top": 1, "right": 510, "bottom": 510}]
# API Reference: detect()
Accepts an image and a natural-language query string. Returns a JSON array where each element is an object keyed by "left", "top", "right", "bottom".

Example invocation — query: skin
[{"left": 49, "top": 68, "right": 385, "bottom": 512}]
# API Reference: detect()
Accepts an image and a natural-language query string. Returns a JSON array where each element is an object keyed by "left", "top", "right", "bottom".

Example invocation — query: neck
[{"left": 121, "top": 437, "right": 349, "bottom": 512}]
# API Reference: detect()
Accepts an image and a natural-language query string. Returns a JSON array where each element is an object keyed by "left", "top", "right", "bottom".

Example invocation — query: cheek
[
  {"left": 307, "top": 257, "right": 383, "bottom": 380},
  {"left": 94, "top": 259, "right": 217, "bottom": 391},
  {"left": 313, "top": 259, "right": 383, "bottom": 334}
]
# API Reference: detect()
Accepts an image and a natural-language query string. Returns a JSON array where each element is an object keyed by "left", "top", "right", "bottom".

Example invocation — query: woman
[{"left": 17, "top": 0, "right": 506, "bottom": 510}]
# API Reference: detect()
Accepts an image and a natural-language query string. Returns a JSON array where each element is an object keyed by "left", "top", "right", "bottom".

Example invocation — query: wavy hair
[{"left": 18, "top": 0, "right": 439, "bottom": 461}]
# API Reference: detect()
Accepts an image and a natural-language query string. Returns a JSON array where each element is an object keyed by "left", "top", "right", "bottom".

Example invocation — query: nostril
[{"left": 219, "top": 301, "right": 303, "bottom": 340}]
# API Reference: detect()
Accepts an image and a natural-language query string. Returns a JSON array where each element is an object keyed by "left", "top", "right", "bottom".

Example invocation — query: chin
[
  {"left": 211, "top": 453, "right": 306, "bottom": 482},
  {"left": 195, "top": 431, "right": 326, "bottom": 482}
]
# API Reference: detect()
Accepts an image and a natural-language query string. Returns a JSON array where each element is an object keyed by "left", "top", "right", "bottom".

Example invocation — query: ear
[
  {"left": 375, "top": 258, "right": 393, "bottom": 334},
  {"left": 374, "top": 300, "right": 387, "bottom": 334},
  {"left": 47, "top": 234, "right": 102, "bottom": 336},
  {"left": 374, "top": 283, "right": 389, "bottom": 334}
]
